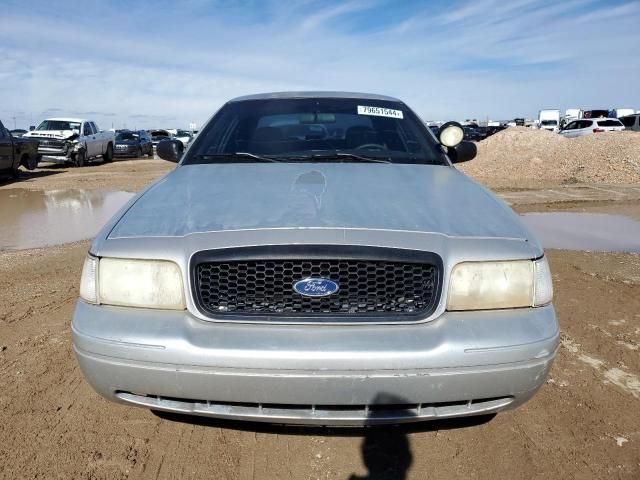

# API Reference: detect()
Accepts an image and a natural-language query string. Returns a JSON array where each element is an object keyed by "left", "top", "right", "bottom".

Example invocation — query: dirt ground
[
  {"left": 0, "top": 158, "right": 174, "bottom": 193},
  {"left": 1, "top": 159, "right": 639, "bottom": 479}
]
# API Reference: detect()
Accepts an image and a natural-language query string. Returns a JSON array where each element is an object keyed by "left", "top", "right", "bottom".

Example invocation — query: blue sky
[{"left": 0, "top": 0, "right": 638, "bottom": 129}]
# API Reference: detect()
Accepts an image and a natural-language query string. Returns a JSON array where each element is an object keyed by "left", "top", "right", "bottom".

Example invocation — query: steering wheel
[{"left": 355, "top": 143, "right": 386, "bottom": 151}]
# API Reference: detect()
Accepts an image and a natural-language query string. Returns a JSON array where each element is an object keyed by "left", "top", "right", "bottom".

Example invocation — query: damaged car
[
  {"left": 73, "top": 92, "right": 558, "bottom": 426},
  {"left": 24, "top": 118, "right": 115, "bottom": 167}
]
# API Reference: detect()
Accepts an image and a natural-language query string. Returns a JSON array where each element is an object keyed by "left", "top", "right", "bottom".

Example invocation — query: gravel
[{"left": 459, "top": 127, "right": 640, "bottom": 188}]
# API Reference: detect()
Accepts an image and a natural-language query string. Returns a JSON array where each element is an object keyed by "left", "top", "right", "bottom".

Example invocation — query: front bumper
[
  {"left": 72, "top": 301, "right": 559, "bottom": 425},
  {"left": 114, "top": 146, "right": 140, "bottom": 157}
]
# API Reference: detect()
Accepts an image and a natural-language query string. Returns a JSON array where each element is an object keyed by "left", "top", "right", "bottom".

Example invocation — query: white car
[{"left": 559, "top": 118, "right": 625, "bottom": 138}]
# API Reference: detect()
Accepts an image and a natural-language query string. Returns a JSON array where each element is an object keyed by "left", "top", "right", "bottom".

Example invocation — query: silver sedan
[{"left": 72, "top": 92, "right": 558, "bottom": 426}]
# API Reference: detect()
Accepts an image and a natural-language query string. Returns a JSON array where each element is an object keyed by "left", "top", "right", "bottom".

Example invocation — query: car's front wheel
[
  {"left": 74, "top": 150, "right": 86, "bottom": 167},
  {"left": 23, "top": 154, "right": 40, "bottom": 171}
]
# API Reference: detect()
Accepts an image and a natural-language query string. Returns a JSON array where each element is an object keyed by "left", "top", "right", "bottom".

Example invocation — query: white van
[{"left": 538, "top": 109, "right": 561, "bottom": 132}]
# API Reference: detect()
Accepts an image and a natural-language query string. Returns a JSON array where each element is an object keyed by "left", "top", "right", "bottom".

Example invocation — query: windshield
[
  {"left": 184, "top": 98, "right": 447, "bottom": 165},
  {"left": 541, "top": 120, "right": 558, "bottom": 126},
  {"left": 116, "top": 132, "right": 138, "bottom": 141},
  {"left": 597, "top": 120, "right": 623, "bottom": 127},
  {"left": 36, "top": 120, "right": 81, "bottom": 131},
  {"left": 176, "top": 129, "right": 192, "bottom": 137}
]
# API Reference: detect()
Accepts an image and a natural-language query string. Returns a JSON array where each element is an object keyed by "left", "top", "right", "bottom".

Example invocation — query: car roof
[
  {"left": 570, "top": 117, "right": 621, "bottom": 121},
  {"left": 228, "top": 91, "right": 402, "bottom": 103}
]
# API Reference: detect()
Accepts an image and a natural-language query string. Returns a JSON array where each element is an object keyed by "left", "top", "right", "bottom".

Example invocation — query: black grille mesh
[
  {"left": 195, "top": 259, "right": 438, "bottom": 317},
  {"left": 37, "top": 139, "right": 65, "bottom": 148}
]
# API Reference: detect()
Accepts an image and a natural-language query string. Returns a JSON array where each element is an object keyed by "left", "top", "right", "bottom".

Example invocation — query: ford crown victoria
[{"left": 72, "top": 92, "right": 558, "bottom": 426}]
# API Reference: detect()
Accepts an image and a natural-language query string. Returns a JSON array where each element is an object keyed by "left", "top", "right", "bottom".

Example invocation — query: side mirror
[
  {"left": 157, "top": 139, "right": 184, "bottom": 163},
  {"left": 448, "top": 141, "right": 477, "bottom": 164},
  {"left": 438, "top": 121, "right": 464, "bottom": 147},
  {"left": 29, "top": 125, "right": 35, "bottom": 131}
]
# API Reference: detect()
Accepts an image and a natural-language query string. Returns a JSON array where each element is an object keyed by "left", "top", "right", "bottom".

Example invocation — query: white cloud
[{"left": 0, "top": 0, "right": 638, "bottom": 129}]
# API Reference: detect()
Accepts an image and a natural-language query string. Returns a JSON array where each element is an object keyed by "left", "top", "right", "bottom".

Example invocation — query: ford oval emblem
[{"left": 293, "top": 278, "right": 339, "bottom": 297}]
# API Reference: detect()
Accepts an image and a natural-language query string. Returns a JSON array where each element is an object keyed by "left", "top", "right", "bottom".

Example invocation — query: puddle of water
[
  {"left": 0, "top": 189, "right": 134, "bottom": 250},
  {"left": 521, "top": 212, "right": 640, "bottom": 253}
]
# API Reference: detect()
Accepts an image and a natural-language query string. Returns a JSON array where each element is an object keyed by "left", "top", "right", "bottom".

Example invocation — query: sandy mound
[{"left": 459, "top": 127, "right": 640, "bottom": 188}]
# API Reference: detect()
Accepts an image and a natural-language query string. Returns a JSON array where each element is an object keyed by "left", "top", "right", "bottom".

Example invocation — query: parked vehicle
[
  {"left": 462, "top": 126, "right": 482, "bottom": 141},
  {"left": 9, "top": 129, "right": 28, "bottom": 138},
  {"left": 149, "top": 129, "right": 172, "bottom": 149},
  {"left": 582, "top": 109, "right": 608, "bottom": 119},
  {"left": 559, "top": 118, "right": 625, "bottom": 138},
  {"left": 619, "top": 114, "right": 640, "bottom": 132},
  {"left": 23, "top": 118, "right": 114, "bottom": 167},
  {"left": 0, "top": 120, "right": 41, "bottom": 176},
  {"left": 114, "top": 130, "right": 153, "bottom": 158},
  {"left": 174, "top": 129, "right": 193, "bottom": 147},
  {"left": 73, "top": 91, "right": 557, "bottom": 426},
  {"left": 513, "top": 118, "right": 526, "bottom": 126},
  {"left": 609, "top": 108, "right": 635, "bottom": 119},
  {"left": 485, "top": 125, "right": 506, "bottom": 136},
  {"left": 538, "top": 109, "right": 560, "bottom": 132}
]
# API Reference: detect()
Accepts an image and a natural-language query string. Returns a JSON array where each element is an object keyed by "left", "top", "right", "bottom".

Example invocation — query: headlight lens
[
  {"left": 447, "top": 258, "right": 552, "bottom": 311},
  {"left": 79, "top": 256, "right": 185, "bottom": 310},
  {"left": 98, "top": 258, "right": 185, "bottom": 309}
]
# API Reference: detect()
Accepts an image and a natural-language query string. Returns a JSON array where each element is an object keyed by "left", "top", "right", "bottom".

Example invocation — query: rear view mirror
[
  {"left": 448, "top": 141, "right": 477, "bottom": 164},
  {"left": 157, "top": 139, "right": 184, "bottom": 163}
]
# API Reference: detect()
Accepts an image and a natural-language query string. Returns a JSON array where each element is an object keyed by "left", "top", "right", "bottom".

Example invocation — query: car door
[
  {"left": 0, "top": 122, "right": 14, "bottom": 171},
  {"left": 91, "top": 122, "right": 105, "bottom": 154},
  {"left": 83, "top": 122, "right": 96, "bottom": 157},
  {"left": 560, "top": 121, "right": 577, "bottom": 138},
  {"left": 571, "top": 120, "right": 588, "bottom": 137}
]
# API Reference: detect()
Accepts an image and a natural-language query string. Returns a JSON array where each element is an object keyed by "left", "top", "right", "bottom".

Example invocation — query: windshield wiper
[
  {"left": 191, "top": 152, "right": 280, "bottom": 163},
  {"left": 281, "top": 153, "right": 392, "bottom": 164}
]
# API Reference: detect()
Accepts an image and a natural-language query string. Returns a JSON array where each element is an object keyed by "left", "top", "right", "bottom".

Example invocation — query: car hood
[
  {"left": 24, "top": 130, "right": 75, "bottom": 140},
  {"left": 109, "top": 163, "right": 531, "bottom": 240}
]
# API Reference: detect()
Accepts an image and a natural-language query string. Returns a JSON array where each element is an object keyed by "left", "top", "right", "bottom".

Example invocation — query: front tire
[
  {"left": 102, "top": 143, "right": 113, "bottom": 163},
  {"left": 23, "top": 154, "right": 40, "bottom": 171},
  {"left": 74, "top": 150, "right": 86, "bottom": 167}
]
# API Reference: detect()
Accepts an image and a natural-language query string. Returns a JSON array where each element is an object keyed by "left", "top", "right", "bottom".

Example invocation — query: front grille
[
  {"left": 37, "top": 139, "right": 65, "bottom": 148},
  {"left": 192, "top": 246, "right": 441, "bottom": 321}
]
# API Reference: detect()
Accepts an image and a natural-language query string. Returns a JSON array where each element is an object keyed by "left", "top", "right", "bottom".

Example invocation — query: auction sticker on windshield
[{"left": 357, "top": 105, "right": 404, "bottom": 119}]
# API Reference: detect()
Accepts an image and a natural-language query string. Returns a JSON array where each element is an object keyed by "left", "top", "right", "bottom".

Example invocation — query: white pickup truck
[{"left": 23, "top": 118, "right": 115, "bottom": 167}]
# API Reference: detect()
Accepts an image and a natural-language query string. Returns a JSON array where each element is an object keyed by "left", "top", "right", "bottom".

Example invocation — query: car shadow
[{"left": 152, "top": 395, "right": 496, "bottom": 480}]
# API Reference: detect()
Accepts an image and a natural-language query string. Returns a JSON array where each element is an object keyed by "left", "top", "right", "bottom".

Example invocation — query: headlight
[
  {"left": 79, "top": 256, "right": 185, "bottom": 310},
  {"left": 447, "top": 257, "right": 553, "bottom": 311}
]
